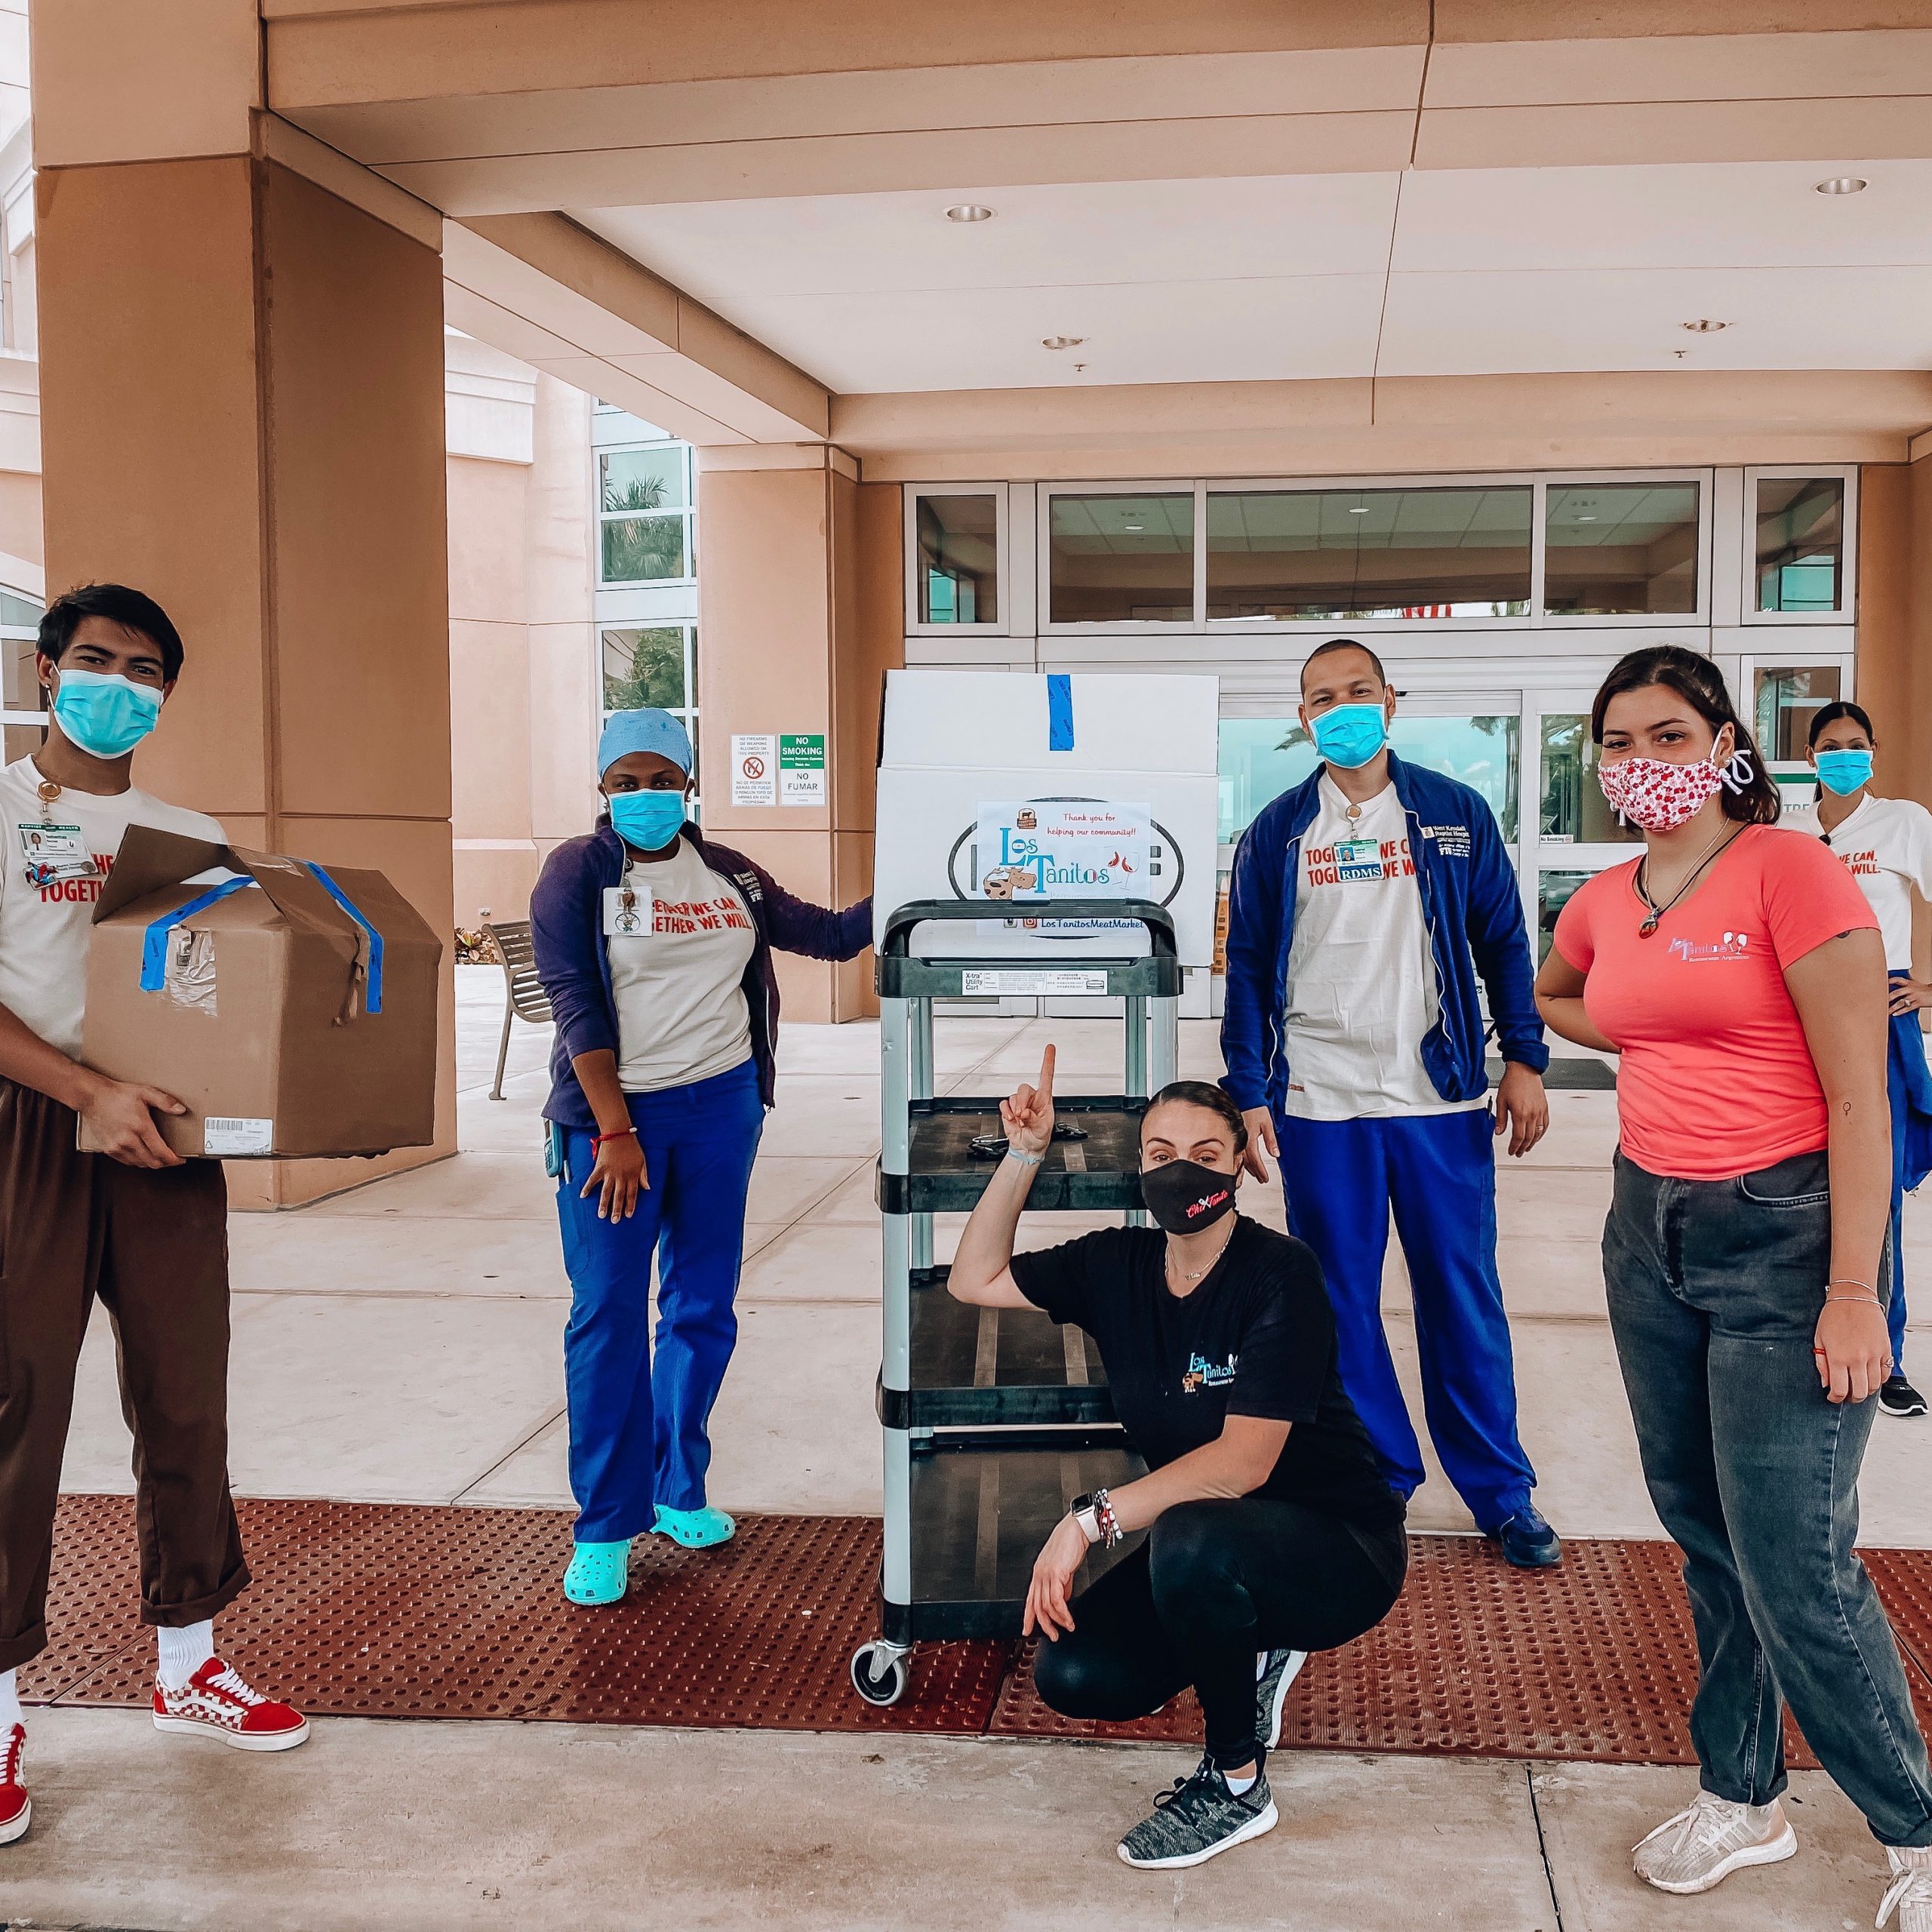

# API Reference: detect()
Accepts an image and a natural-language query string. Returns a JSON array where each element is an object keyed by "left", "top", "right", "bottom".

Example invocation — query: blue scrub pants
[
  {"left": 1887, "top": 996, "right": 1932, "bottom": 1372},
  {"left": 554, "top": 1060, "right": 764, "bottom": 1544},
  {"left": 1277, "top": 1108, "right": 1537, "bottom": 1530}
]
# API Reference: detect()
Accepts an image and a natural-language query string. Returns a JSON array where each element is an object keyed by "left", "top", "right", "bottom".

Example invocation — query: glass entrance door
[{"left": 1521, "top": 691, "right": 1642, "bottom": 961}]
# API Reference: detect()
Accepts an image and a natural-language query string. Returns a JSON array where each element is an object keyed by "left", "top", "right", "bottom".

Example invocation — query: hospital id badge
[
  {"left": 1334, "top": 836, "right": 1383, "bottom": 884},
  {"left": 19, "top": 821, "right": 96, "bottom": 887},
  {"left": 602, "top": 885, "right": 654, "bottom": 937}
]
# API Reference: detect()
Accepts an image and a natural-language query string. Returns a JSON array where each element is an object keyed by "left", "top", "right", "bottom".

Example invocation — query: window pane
[
  {"left": 601, "top": 626, "right": 689, "bottom": 711},
  {"left": 1539, "top": 714, "right": 1641, "bottom": 846},
  {"left": 1536, "top": 870, "right": 1593, "bottom": 964},
  {"left": 1049, "top": 494, "right": 1193, "bottom": 623},
  {"left": 1753, "top": 664, "right": 1840, "bottom": 761},
  {"left": 0, "top": 591, "right": 42, "bottom": 628},
  {"left": 1755, "top": 477, "right": 1843, "bottom": 613},
  {"left": 2, "top": 632, "right": 39, "bottom": 711},
  {"left": 601, "top": 515, "right": 689, "bottom": 583},
  {"left": 1205, "top": 487, "right": 1531, "bottom": 620},
  {"left": 1544, "top": 483, "right": 1700, "bottom": 615},
  {"left": 599, "top": 448, "right": 688, "bottom": 513},
  {"left": 916, "top": 493, "right": 998, "bottom": 624},
  {"left": 1218, "top": 714, "right": 1518, "bottom": 844}
]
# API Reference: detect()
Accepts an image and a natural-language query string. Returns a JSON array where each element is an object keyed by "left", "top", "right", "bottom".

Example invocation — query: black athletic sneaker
[
  {"left": 1881, "top": 1374, "right": 1929, "bottom": 1419},
  {"left": 1117, "top": 1757, "right": 1278, "bottom": 1870},
  {"left": 1256, "top": 1647, "right": 1308, "bottom": 1751}
]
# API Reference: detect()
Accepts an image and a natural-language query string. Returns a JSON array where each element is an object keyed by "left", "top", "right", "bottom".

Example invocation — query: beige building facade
[{"left": 9, "top": 0, "right": 1932, "bottom": 1195}]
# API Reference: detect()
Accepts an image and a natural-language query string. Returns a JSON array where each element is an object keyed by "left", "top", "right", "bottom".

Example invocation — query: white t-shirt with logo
[
  {"left": 609, "top": 835, "right": 758, "bottom": 1094},
  {"left": 1281, "top": 776, "right": 1484, "bottom": 1121},
  {"left": 0, "top": 755, "right": 226, "bottom": 1059},
  {"left": 1786, "top": 793, "right": 1932, "bottom": 973}
]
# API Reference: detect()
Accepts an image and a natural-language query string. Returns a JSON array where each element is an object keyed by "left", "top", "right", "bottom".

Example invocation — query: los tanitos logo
[
  {"left": 1668, "top": 931, "right": 1752, "bottom": 965},
  {"left": 1182, "top": 1351, "right": 1238, "bottom": 1394}
]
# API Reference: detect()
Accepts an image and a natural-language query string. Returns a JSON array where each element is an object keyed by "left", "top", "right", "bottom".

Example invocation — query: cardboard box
[
  {"left": 873, "top": 670, "right": 1220, "bottom": 967},
  {"left": 79, "top": 826, "right": 441, "bottom": 1159}
]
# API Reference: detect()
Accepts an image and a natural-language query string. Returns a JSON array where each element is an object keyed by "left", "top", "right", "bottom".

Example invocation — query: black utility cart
[{"left": 848, "top": 898, "right": 1181, "bottom": 1706}]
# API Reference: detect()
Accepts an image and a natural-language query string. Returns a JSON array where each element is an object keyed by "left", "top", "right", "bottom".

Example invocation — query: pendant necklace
[
  {"left": 1635, "top": 822, "right": 1741, "bottom": 938},
  {"left": 1168, "top": 1216, "right": 1238, "bottom": 1284}
]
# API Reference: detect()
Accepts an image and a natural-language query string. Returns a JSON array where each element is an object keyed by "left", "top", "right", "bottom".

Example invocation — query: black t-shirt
[{"left": 1009, "top": 1216, "right": 1404, "bottom": 1532}]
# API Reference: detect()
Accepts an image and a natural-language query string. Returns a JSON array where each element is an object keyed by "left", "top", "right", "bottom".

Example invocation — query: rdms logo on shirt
[
  {"left": 1668, "top": 931, "right": 1752, "bottom": 965},
  {"left": 1181, "top": 1351, "right": 1238, "bottom": 1395}
]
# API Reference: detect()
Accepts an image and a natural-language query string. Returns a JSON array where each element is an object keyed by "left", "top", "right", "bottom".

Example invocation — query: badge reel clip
[{"left": 19, "top": 777, "right": 101, "bottom": 891}]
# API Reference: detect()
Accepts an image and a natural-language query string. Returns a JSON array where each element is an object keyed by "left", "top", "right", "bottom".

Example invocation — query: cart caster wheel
[{"left": 851, "top": 1642, "right": 909, "bottom": 1707}]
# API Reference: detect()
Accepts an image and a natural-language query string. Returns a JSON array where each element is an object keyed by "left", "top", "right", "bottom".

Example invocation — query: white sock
[
  {"left": 1255, "top": 1651, "right": 1269, "bottom": 1682},
  {"left": 0, "top": 1668, "right": 19, "bottom": 1731},
  {"left": 1226, "top": 1770, "right": 1258, "bottom": 1795},
  {"left": 155, "top": 1620, "right": 215, "bottom": 1692}
]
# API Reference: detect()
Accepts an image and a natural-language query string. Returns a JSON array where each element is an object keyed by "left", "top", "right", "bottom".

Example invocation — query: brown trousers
[{"left": 0, "top": 1078, "right": 248, "bottom": 1672}]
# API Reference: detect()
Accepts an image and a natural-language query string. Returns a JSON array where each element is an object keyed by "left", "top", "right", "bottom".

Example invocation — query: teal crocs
[
  {"left": 651, "top": 1505, "right": 736, "bottom": 1550},
  {"left": 562, "top": 1539, "right": 632, "bottom": 1605}
]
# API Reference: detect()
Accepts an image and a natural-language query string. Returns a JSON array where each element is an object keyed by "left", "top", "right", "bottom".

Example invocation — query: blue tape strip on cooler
[
  {"left": 1047, "top": 673, "right": 1074, "bottom": 751},
  {"left": 138, "top": 878, "right": 257, "bottom": 991},
  {"left": 304, "top": 863, "right": 385, "bottom": 1014}
]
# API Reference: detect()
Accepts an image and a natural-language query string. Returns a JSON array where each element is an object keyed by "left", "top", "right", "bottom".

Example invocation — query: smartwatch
[{"left": 1069, "top": 1493, "right": 1103, "bottom": 1547}]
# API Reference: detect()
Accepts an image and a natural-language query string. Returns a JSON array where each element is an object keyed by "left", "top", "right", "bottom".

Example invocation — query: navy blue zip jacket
[
  {"left": 530, "top": 820, "right": 872, "bottom": 1129},
  {"left": 1220, "top": 752, "right": 1548, "bottom": 1119}
]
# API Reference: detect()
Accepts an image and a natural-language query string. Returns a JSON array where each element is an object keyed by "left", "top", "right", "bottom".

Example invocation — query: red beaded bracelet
[{"left": 592, "top": 1127, "right": 638, "bottom": 1152}]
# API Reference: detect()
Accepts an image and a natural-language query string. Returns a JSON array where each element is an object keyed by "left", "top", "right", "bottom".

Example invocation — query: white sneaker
[
  {"left": 1878, "top": 1844, "right": 1932, "bottom": 1929},
  {"left": 1632, "top": 1790, "right": 1796, "bottom": 1894}
]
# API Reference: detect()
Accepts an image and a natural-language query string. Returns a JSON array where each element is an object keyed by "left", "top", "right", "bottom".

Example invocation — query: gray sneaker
[
  {"left": 1256, "top": 1648, "right": 1307, "bottom": 1751},
  {"left": 1117, "top": 1757, "right": 1278, "bottom": 1871}
]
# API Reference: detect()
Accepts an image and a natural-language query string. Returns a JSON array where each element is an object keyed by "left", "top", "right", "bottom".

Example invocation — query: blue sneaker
[
  {"left": 651, "top": 1505, "right": 736, "bottom": 1550},
  {"left": 1486, "top": 1504, "right": 1561, "bottom": 1570}
]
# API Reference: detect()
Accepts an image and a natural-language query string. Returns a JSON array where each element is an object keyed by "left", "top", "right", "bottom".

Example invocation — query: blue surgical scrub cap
[{"left": 598, "top": 707, "right": 694, "bottom": 779}]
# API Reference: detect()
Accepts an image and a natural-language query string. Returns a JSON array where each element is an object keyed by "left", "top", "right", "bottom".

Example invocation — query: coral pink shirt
[{"left": 1552, "top": 825, "right": 1878, "bottom": 1181}]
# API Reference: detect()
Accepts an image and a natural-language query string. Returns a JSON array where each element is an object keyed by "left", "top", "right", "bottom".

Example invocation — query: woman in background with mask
[
  {"left": 947, "top": 1052, "right": 1406, "bottom": 1872},
  {"left": 530, "top": 709, "right": 871, "bottom": 1606},
  {"left": 1534, "top": 648, "right": 1932, "bottom": 1918},
  {"left": 1789, "top": 700, "right": 1932, "bottom": 1419}
]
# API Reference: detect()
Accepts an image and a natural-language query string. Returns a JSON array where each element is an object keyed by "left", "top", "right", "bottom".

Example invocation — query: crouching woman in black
[{"left": 947, "top": 1048, "right": 1407, "bottom": 1872}]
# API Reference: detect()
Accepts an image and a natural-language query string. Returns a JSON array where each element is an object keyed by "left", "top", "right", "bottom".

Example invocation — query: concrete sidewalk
[{"left": 20, "top": 964, "right": 1932, "bottom": 1931}]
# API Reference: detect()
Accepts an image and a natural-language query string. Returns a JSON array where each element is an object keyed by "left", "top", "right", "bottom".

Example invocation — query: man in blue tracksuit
[{"left": 1221, "top": 639, "right": 1561, "bottom": 1569}]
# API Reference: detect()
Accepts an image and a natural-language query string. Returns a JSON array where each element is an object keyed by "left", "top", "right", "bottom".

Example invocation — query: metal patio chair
[{"left": 481, "top": 919, "right": 553, "bottom": 1101}]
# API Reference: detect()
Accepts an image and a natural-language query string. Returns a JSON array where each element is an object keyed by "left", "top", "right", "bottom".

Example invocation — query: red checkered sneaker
[
  {"left": 0, "top": 1722, "right": 27, "bottom": 1844},
  {"left": 152, "top": 1658, "right": 310, "bottom": 1752}
]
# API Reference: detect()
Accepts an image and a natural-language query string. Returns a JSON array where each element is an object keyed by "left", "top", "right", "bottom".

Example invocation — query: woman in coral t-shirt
[{"left": 1535, "top": 646, "right": 1932, "bottom": 1918}]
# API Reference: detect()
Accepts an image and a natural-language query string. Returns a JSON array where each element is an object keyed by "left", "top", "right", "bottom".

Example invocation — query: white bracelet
[{"left": 1005, "top": 1147, "right": 1044, "bottom": 1168}]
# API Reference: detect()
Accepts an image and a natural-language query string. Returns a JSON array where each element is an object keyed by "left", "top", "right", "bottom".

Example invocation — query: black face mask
[{"left": 1138, "top": 1158, "right": 1238, "bottom": 1236}]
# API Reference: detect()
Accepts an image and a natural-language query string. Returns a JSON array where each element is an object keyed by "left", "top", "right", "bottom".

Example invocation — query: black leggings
[{"left": 1032, "top": 1497, "right": 1406, "bottom": 1767}]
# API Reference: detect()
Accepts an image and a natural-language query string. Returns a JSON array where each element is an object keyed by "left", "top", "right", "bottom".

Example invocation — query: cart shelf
[{"left": 875, "top": 1096, "right": 1149, "bottom": 1216}]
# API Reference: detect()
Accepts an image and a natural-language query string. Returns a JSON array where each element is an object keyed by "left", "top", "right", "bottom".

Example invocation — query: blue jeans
[
  {"left": 1604, "top": 1149, "right": 1932, "bottom": 1845},
  {"left": 553, "top": 1060, "right": 764, "bottom": 1543},
  {"left": 1277, "top": 1109, "right": 1537, "bottom": 1529}
]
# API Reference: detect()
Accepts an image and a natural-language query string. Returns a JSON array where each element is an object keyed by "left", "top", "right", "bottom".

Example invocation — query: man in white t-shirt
[
  {"left": 1223, "top": 640, "right": 1561, "bottom": 1570},
  {"left": 0, "top": 585, "right": 308, "bottom": 1850}
]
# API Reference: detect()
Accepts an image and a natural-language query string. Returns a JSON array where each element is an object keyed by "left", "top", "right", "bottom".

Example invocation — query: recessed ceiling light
[
  {"left": 1578, "top": 515, "right": 1596, "bottom": 523},
  {"left": 1041, "top": 336, "right": 1085, "bottom": 351},
  {"left": 1814, "top": 176, "right": 1868, "bottom": 195},
  {"left": 1348, "top": 506, "right": 1370, "bottom": 514},
  {"left": 946, "top": 203, "right": 995, "bottom": 223},
  {"left": 1681, "top": 318, "right": 1730, "bottom": 333},
  {"left": 1121, "top": 524, "right": 1145, "bottom": 531}
]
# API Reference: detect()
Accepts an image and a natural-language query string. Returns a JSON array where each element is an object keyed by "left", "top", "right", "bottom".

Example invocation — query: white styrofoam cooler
[{"left": 872, "top": 670, "right": 1220, "bottom": 968}]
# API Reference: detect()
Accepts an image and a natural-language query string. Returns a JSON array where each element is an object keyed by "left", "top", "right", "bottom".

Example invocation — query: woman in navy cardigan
[{"left": 530, "top": 709, "right": 872, "bottom": 1604}]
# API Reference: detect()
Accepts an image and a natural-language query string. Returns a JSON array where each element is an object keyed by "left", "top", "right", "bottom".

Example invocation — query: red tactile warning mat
[{"left": 26, "top": 1496, "right": 1932, "bottom": 1769}]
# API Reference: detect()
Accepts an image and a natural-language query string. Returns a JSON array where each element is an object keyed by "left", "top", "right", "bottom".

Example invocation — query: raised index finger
[{"left": 1038, "top": 1043, "right": 1057, "bottom": 1096}]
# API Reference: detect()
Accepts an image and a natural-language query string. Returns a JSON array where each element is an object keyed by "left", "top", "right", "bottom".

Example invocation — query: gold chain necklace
[{"left": 1168, "top": 1216, "right": 1238, "bottom": 1284}]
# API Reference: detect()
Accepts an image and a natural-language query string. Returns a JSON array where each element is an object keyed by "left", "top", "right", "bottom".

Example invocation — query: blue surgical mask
[
  {"left": 49, "top": 668, "right": 162, "bottom": 759},
  {"left": 608, "top": 789, "right": 688, "bottom": 850},
  {"left": 1814, "top": 748, "right": 1873, "bottom": 797},
  {"left": 1309, "top": 702, "right": 1389, "bottom": 771}
]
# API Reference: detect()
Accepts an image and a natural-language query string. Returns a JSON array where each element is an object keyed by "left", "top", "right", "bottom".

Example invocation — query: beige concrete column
[
  {"left": 1857, "top": 459, "right": 1932, "bottom": 810},
  {"left": 34, "top": 18, "right": 454, "bottom": 1203},
  {"left": 695, "top": 448, "right": 902, "bottom": 1020}
]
